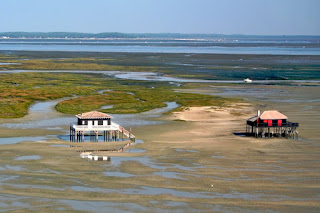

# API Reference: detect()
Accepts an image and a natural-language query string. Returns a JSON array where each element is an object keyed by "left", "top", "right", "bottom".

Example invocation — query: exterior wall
[
  {"left": 78, "top": 118, "right": 111, "bottom": 125},
  {"left": 260, "top": 119, "right": 287, "bottom": 126},
  {"left": 247, "top": 119, "right": 287, "bottom": 127}
]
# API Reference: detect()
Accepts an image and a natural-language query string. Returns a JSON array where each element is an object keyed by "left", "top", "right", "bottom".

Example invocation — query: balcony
[
  {"left": 70, "top": 122, "right": 120, "bottom": 131},
  {"left": 254, "top": 122, "right": 299, "bottom": 128}
]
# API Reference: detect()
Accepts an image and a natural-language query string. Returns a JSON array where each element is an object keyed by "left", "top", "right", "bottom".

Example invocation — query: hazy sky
[{"left": 1, "top": 0, "right": 319, "bottom": 35}]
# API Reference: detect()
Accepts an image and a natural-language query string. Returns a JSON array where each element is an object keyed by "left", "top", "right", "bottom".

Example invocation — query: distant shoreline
[{"left": 1, "top": 32, "right": 320, "bottom": 40}]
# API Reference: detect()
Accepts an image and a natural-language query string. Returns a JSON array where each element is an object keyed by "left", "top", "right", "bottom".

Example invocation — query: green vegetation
[
  {"left": 0, "top": 57, "right": 162, "bottom": 72},
  {"left": 0, "top": 98, "right": 32, "bottom": 118},
  {"left": 0, "top": 72, "right": 239, "bottom": 118},
  {"left": 56, "top": 88, "right": 235, "bottom": 115}
]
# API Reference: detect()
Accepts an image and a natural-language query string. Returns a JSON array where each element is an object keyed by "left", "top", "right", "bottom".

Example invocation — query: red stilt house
[{"left": 246, "top": 110, "right": 299, "bottom": 139}]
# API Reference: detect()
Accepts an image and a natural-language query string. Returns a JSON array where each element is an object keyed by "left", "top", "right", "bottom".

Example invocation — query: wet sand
[
  {"left": 134, "top": 103, "right": 320, "bottom": 212},
  {"left": 0, "top": 95, "right": 319, "bottom": 212},
  {"left": 0, "top": 68, "right": 319, "bottom": 212}
]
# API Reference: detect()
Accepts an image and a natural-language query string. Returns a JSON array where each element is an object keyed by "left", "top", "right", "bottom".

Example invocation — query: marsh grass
[
  {"left": 56, "top": 87, "right": 238, "bottom": 115},
  {"left": 0, "top": 71, "right": 239, "bottom": 117},
  {"left": 0, "top": 57, "right": 163, "bottom": 73}
]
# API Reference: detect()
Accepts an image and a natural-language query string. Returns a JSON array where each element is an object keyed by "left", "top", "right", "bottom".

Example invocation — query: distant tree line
[
  {"left": 0, "top": 32, "right": 223, "bottom": 39},
  {"left": 0, "top": 32, "right": 318, "bottom": 41}
]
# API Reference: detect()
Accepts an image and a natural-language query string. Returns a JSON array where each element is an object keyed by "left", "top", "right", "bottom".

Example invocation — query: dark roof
[
  {"left": 76, "top": 111, "right": 113, "bottom": 119},
  {"left": 247, "top": 115, "right": 259, "bottom": 122}
]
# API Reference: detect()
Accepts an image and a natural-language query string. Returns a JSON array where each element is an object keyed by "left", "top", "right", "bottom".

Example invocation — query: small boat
[{"left": 244, "top": 78, "right": 252, "bottom": 83}]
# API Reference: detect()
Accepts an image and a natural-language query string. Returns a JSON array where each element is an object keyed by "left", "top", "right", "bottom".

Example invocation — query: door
[{"left": 88, "top": 121, "right": 92, "bottom": 129}]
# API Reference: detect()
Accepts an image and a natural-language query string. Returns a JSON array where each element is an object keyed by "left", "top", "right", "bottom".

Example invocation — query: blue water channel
[{"left": 1, "top": 41, "right": 320, "bottom": 55}]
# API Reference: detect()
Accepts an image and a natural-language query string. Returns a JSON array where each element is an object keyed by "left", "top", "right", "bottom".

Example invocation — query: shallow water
[
  {"left": 15, "top": 155, "right": 41, "bottom": 161},
  {"left": 0, "top": 98, "right": 179, "bottom": 143},
  {"left": 2, "top": 70, "right": 320, "bottom": 84},
  {"left": 175, "top": 149, "right": 199, "bottom": 153},
  {"left": 1, "top": 42, "right": 320, "bottom": 55},
  {"left": 0, "top": 136, "right": 49, "bottom": 145},
  {"left": 211, "top": 155, "right": 226, "bottom": 159},
  {"left": 104, "top": 171, "right": 134, "bottom": 178},
  {"left": 140, "top": 102, "right": 179, "bottom": 117},
  {"left": 124, "top": 148, "right": 146, "bottom": 153},
  {"left": 153, "top": 171, "right": 187, "bottom": 180},
  {"left": 0, "top": 62, "right": 20, "bottom": 65},
  {"left": 0, "top": 98, "right": 74, "bottom": 129},
  {"left": 100, "top": 105, "right": 113, "bottom": 109},
  {"left": 0, "top": 165, "right": 23, "bottom": 171},
  {"left": 110, "top": 156, "right": 198, "bottom": 172},
  {"left": 50, "top": 144, "right": 70, "bottom": 147}
]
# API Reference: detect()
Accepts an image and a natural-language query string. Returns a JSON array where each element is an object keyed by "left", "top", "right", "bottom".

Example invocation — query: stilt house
[
  {"left": 76, "top": 111, "right": 112, "bottom": 127},
  {"left": 246, "top": 110, "right": 299, "bottom": 139},
  {"left": 70, "top": 111, "right": 134, "bottom": 142}
]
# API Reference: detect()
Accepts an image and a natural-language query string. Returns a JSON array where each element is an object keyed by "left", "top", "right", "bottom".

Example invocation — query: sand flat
[{"left": 0, "top": 97, "right": 319, "bottom": 212}]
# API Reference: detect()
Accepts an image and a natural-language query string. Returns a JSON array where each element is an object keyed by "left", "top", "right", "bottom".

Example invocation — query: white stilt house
[{"left": 70, "top": 111, "right": 134, "bottom": 142}]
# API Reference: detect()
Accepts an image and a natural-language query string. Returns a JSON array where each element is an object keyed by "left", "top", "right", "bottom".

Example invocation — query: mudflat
[
  {"left": 0, "top": 50, "right": 319, "bottom": 212},
  {"left": 1, "top": 101, "right": 319, "bottom": 212}
]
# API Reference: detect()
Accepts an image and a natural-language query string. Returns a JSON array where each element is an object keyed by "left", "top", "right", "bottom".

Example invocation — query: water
[
  {"left": 50, "top": 144, "right": 70, "bottom": 147},
  {"left": 15, "top": 155, "right": 41, "bottom": 161},
  {"left": 0, "top": 40, "right": 320, "bottom": 55},
  {"left": 0, "top": 97, "right": 179, "bottom": 133},
  {"left": 0, "top": 62, "right": 20, "bottom": 65},
  {"left": 3, "top": 70, "right": 320, "bottom": 84},
  {"left": 153, "top": 171, "right": 187, "bottom": 180},
  {"left": 100, "top": 105, "right": 113, "bottom": 109},
  {"left": 110, "top": 156, "right": 198, "bottom": 172},
  {"left": 58, "top": 134, "right": 130, "bottom": 143},
  {"left": 0, "top": 97, "right": 178, "bottom": 144},
  {"left": 104, "top": 171, "right": 135, "bottom": 178},
  {"left": 0, "top": 136, "right": 48, "bottom": 145},
  {"left": 0, "top": 98, "right": 75, "bottom": 129},
  {"left": 175, "top": 149, "right": 199, "bottom": 153},
  {"left": 125, "top": 148, "right": 145, "bottom": 153}
]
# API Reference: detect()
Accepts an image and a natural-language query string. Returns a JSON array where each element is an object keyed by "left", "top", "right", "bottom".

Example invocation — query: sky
[{"left": 0, "top": 0, "right": 319, "bottom": 35}]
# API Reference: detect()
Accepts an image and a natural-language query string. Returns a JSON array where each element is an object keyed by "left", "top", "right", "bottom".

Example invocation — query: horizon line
[{"left": 0, "top": 32, "right": 320, "bottom": 37}]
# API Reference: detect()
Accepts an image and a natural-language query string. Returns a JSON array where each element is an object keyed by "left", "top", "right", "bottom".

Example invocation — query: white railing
[
  {"left": 71, "top": 122, "right": 120, "bottom": 131},
  {"left": 70, "top": 121, "right": 135, "bottom": 139}
]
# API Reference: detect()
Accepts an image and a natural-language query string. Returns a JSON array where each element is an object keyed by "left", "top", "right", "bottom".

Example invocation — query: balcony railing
[
  {"left": 247, "top": 122, "right": 299, "bottom": 128},
  {"left": 70, "top": 122, "right": 120, "bottom": 131}
]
